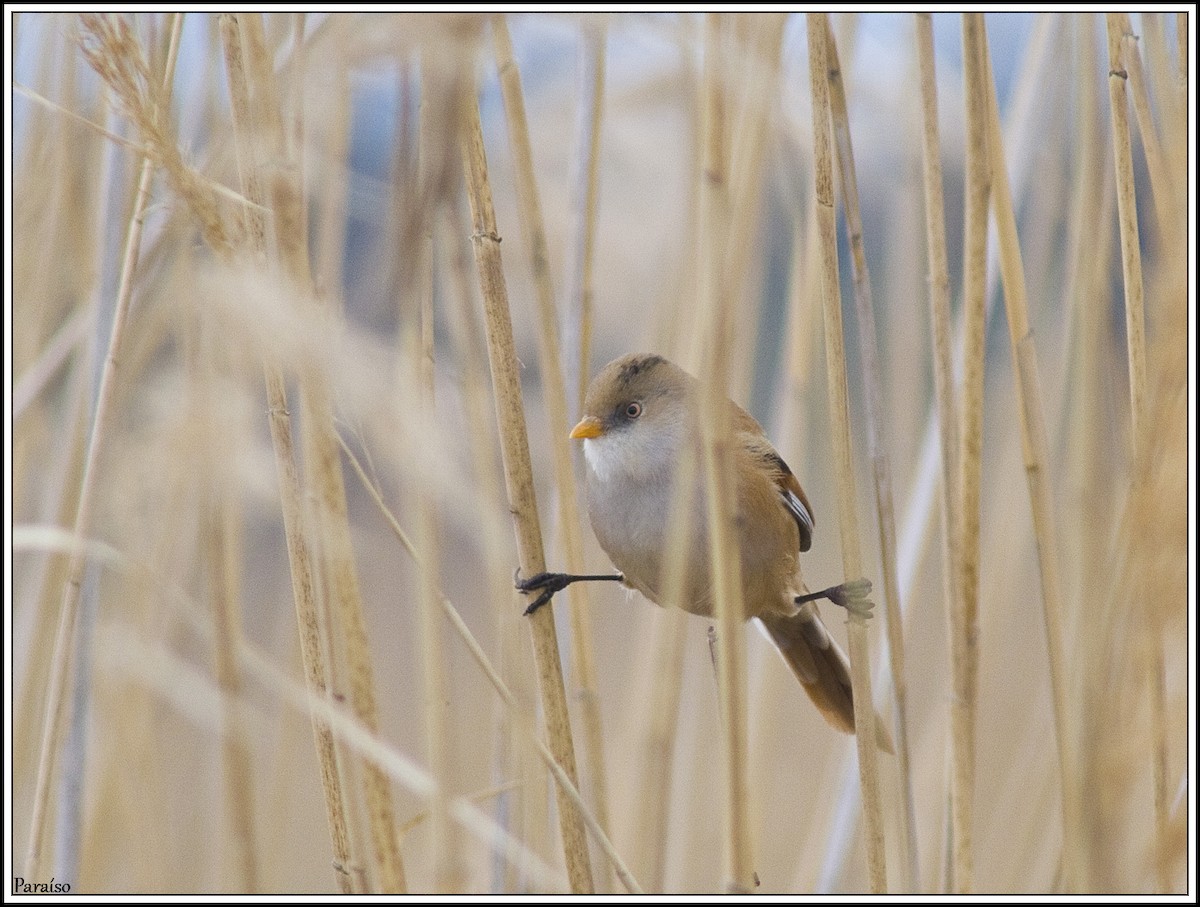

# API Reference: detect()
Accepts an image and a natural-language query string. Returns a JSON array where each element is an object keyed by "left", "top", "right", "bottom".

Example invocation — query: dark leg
[
  {"left": 794, "top": 577, "right": 874, "bottom": 619},
  {"left": 514, "top": 569, "right": 624, "bottom": 616}
]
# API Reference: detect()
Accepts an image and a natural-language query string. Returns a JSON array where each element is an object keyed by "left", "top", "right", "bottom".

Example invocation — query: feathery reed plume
[{"left": 24, "top": 13, "right": 185, "bottom": 882}]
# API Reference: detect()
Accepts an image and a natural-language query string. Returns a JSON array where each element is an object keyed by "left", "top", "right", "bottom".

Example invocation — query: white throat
[
  {"left": 582, "top": 435, "right": 626, "bottom": 485},
  {"left": 581, "top": 418, "right": 683, "bottom": 485}
]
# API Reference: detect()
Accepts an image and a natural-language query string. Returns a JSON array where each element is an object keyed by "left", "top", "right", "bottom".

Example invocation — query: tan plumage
[{"left": 573, "top": 353, "right": 891, "bottom": 750}]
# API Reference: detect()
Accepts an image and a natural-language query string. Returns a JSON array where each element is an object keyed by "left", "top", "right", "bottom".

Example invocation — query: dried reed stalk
[
  {"left": 218, "top": 13, "right": 362, "bottom": 892},
  {"left": 1104, "top": 12, "right": 1167, "bottom": 894},
  {"left": 202, "top": 488, "right": 259, "bottom": 892},
  {"left": 338, "top": 435, "right": 645, "bottom": 894},
  {"left": 208, "top": 631, "right": 571, "bottom": 891},
  {"left": 951, "top": 12, "right": 991, "bottom": 894},
  {"left": 490, "top": 20, "right": 613, "bottom": 888},
  {"left": 435, "top": 201, "right": 545, "bottom": 890},
  {"left": 697, "top": 13, "right": 752, "bottom": 892},
  {"left": 628, "top": 608, "right": 688, "bottom": 891},
  {"left": 914, "top": 19, "right": 962, "bottom": 889},
  {"left": 913, "top": 6, "right": 960, "bottom": 673},
  {"left": 1103, "top": 15, "right": 1149, "bottom": 452},
  {"left": 1110, "top": 15, "right": 1180, "bottom": 249},
  {"left": 977, "top": 27, "right": 1081, "bottom": 891},
  {"left": 563, "top": 21, "right": 607, "bottom": 416},
  {"left": 822, "top": 19, "right": 918, "bottom": 889},
  {"left": 559, "top": 29, "right": 612, "bottom": 884},
  {"left": 460, "top": 76, "right": 595, "bottom": 894},
  {"left": 806, "top": 12, "right": 887, "bottom": 893},
  {"left": 246, "top": 14, "right": 412, "bottom": 893},
  {"left": 414, "top": 62, "right": 463, "bottom": 892},
  {"left": 23, "top": 13, "right": 184, "bottom": 881}
]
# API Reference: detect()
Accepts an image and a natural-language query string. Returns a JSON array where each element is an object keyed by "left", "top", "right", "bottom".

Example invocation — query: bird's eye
[{"left": 625, "top": 401, "right": 643, "bottom": 419}]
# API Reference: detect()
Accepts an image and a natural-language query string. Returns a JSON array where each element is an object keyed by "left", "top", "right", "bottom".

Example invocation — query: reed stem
[
  {"left": 806, "top": 12, "right": 887, "bottom": 893},
  {"left": 951, "top": 12, "right": 991, "bottom": 894},
  {"left": 1104, "top": 12, "right": 1166, "bottom": 894},
  {"left": 978, "top": 26, "right": 1080, "bottom": 891},
  {"left": 219, "top": 13, "right": 358, "bottom": 892},
  {"left": 24, "top": 14, "right": 184, "bottom": 881},
  {"left": 460, "top": 74, "right": 595, "bottom": 894},
  {"left": 822, "top": 19, "right": 918, "bottom": 889},
  {"left": 490, "top": 20, "right": 614, "bottom": 889}
]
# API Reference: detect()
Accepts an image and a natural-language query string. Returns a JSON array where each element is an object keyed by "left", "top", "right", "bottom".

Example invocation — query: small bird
[{"left": 518, "top": 353, "right": 891, "bottom": 750}]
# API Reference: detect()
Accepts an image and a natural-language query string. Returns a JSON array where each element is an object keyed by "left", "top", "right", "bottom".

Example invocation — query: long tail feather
[{"left": 760, "top": 604, "right": 894, "bottom": 753}]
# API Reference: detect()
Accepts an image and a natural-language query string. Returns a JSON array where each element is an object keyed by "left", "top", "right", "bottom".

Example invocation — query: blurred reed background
[{"left": 8, "top": 11, "right": 1190, "bottom": 894}]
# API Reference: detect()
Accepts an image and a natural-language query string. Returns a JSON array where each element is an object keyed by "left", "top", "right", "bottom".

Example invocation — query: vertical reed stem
[
  {"left": 24, "top": 14, "right": 184, "bottom": 881},
  {"left": 823, "top": 19, "right": 918, "bottom": 889},
  {"left": 807, "top": 12, "right": 887, "bottom": 893},
  {"left": 914, "top": 19, "right": 962, "bottom": 889},
  {"left": 695, "top": 14, "right": 786, "bottom": 892},
  {"left": 490, "top": 20, "right": 613, "bottom": 889},
  {"left": 219, "top": 13, "right": 358, "bottom": 892},
  {"left": 1111, "top": 15, "right": 1180, "bottom": 249},
  {"left": 414, "top": 59, "right": 462, "bottom": 892},
  {"left": 460, "top": 75, "right": 595, "bottom": 895},
  {"left": 1104, "top": 12, "right": 1166, "bottom": 894},
  {"left": 978, "top": 26, "right": 1080, "bottom": 891},
  {"left": 951, "top": 12, "right": 991, "bottom": 894}
]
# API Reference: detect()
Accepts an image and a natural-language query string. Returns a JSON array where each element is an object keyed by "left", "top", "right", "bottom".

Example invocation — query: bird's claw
[
  {"left": 796, "top": 577, "right": 875, "bottom": 620},
  {"left": 828, "top": 577, "right": 874, "bottom": 620},
  {"left": 514, "top": 569, "right": 573, "bottom": 616}
]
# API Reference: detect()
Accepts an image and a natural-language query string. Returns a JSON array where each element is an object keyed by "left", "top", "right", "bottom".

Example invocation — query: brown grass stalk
[
  {"left": 1110, "top": 15, "right": 1181, "bottom": 250},
  {"left": 822, "top": 19, "right": 918, "bottom": 889},
  {"left": 338, "top": 434, "right": 644, "bottom": 894},
  {"left": 977, "top": 28, "right": 1081, "bottom": 891},
  {"left": 914, "top": 18, "right": 962, "bottom": 889},
  {"left": 490, "top": 19, "right": 613, "bottom": 888},
  {"left": 96, "top": 611, "right": 569, "bottom": 891},
  {"left": 628, "top": 608, "right": 688, "bottom": 891},
  {"left": 1104, "top": 13, "right": 1167, "bottom": 894},
  {"left": 460, "top": 74, "right": 595, "bottom": 894},
  {"left": 435, "top": 201, "right": 546, "bottom": 889},
  {"left": 695, "top": 13, "right": 771, "bottom": 892},
  {"left": 1104, "top": 16, "right": 1149, "bottom": 447},
  {"left": 951, "top": 12, "right": 991, "bottom": 894},
  {"left": 562, "top": 20, "right": 612, "bottom": 886},
  {"left": 912, "top": 10, "right": 961, "bottom": 656},
  {"left": 1060, "top": 22, "right": 1115, "bottom": 886},
  {"left": 245, "top": 14, "right": 411, "bottom": 893},
  {"left": 218, "top": 13, "right": 359, "bottom": 892},
  {"left": 414, "top": 63, "right": 463, "bottom": 892},
  {"left": 806, "top": 12, "right": 887, "bottom": 893},
  {"left": 23, "top": 13, "right": 184, "bottom": 881},
  {"left": 200, "top": 445, "right": 259, "bottom": 892},
  {"left": 563, "top": 20, "right": 607, "bottom": 417}
]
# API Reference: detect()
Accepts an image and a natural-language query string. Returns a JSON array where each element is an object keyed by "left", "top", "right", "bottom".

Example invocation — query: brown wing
[
  {"left": 731, "top": 403, "right": 815, "bottom": 553},
  {"left": 774, "top": 459, "right": 814, "bottom": 553}
]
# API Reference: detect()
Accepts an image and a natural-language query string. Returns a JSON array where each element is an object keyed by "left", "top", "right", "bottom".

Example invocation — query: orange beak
[{"left": 569, "top": 416, "right": 606, "bottom": 440}]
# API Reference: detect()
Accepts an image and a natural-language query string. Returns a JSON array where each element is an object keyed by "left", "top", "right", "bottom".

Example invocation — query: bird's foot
[
  {"left": 795, "top": 577, "right": 874, "bottom": 620},
  {"left": 513, "top": 569, "right": 624, "bottom": 616}
]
